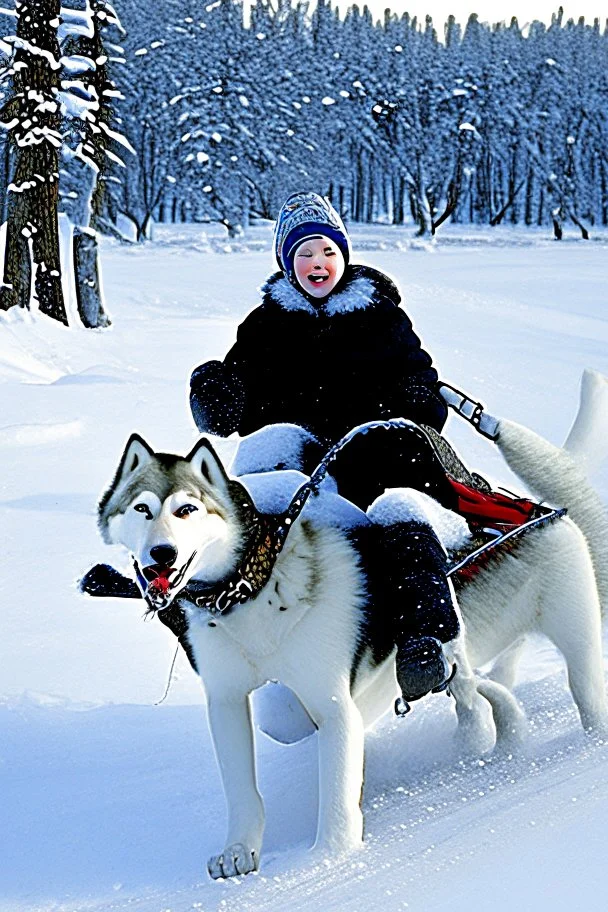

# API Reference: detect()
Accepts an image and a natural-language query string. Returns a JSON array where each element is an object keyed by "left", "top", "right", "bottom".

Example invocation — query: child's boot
[
  {"left": 375, "top": 517, "right": 460, "bottom": 712},
  {"left": 395, "top": 636, "right": 455, "bottom": 711}
]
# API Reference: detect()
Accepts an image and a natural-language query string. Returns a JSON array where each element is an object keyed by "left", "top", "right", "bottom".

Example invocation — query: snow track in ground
[
  {"left": 3, "top": 673, "right": 606, "bottom": 912},
  {"left": 0, "top": 419, "right": 82, "bottom": 447}
]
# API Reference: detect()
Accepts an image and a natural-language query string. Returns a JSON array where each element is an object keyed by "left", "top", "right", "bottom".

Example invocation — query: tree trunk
[
  {"left": 32, "top": 141, "right": 65, "bottom": 322},
  {"left": 415, "top": 160, "right": 433, "bottom": 237},
  {"left": 73, "top": 227, "right": 110, "bottom": 328},
  {"left": 524, "top": 169, "right": 534, "bottom": 226},
  {"left": 0, "top": 138, "right": 10, "bottom": 224},
  {"left": 0, "top": 0, "right": 67, "bottom": 324},
  {"left": 432, "top": 155, "right": 462, "bottom": 234},
  {"left": 0, "top": 173, "right": 31, "bottom": 311},
  {"left": 568, "top": 211, "right": 590, "bottom": 240},
  {"left": 490, "top": 178, "right": 526, "bottom": 226},
  {"left": 365, "top": 156, "right": 373, "bottom": 222},
  {"left": 86, "top": 1, "right": 120, "bottom": 233},
  {"left": 354, "top": 148, "right": 364, "bottom": 221}
]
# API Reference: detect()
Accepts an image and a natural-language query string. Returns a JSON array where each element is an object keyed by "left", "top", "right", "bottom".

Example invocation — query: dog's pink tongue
[{"left": 149, "top": 575, "right": 171, "bottom": 595}]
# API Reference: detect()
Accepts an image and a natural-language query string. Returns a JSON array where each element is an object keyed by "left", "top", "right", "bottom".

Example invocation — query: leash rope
[{"left": 154, "top": 642, "right": 180, "bottom": 706}]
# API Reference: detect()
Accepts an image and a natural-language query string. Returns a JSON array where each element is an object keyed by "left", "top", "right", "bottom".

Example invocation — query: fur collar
[{"left": 260, "top": 264, "right": 400, "bottom": 316}]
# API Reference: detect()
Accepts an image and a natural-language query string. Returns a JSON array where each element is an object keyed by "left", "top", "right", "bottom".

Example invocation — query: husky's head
[{"left": 98, "top": 434, "right": 258, "bottom": 610}]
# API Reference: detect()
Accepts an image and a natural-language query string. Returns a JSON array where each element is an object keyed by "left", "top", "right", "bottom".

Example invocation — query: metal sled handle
[{"left": 439, "top": 382, "right": 500, "bottom": 441}]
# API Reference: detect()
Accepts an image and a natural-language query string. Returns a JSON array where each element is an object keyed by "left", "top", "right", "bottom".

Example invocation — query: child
[{"left": 190, "top": 191, "right": 461, "bottom": 705}]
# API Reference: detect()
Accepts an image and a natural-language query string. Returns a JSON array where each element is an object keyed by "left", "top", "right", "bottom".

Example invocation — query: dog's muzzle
[{"left": 134, "top": 551, "right": 198, "bottom": 611}]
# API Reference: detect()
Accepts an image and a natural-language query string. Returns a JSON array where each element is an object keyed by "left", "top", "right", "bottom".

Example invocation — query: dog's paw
[
  {"left": 311, "top": 830, "right": 364, "bottom": 860},
  {"left": 582, "top": 715, "right": 608, "bottom": 741},
  {"left": 207, "top": 843, "right": 259, "bottom": 880},
  {"left": 453, "top": 711, "right": 495, "bottom": 756}
]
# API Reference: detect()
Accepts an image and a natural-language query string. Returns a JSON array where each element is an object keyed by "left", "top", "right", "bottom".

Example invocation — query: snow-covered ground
[{"left": 1, "top": 224, "right": 607, "bottom": 911}]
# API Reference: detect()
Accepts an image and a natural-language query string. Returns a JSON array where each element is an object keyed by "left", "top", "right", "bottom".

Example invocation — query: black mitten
[
  {"left": 189, "top": 360, "right": 246, "bottom": 435},
  {"left": 78, "top": 563, "right": 141, "bottom": 599},
  {"left": 398, "top": 381, "right": 448, "bottom": 432}
]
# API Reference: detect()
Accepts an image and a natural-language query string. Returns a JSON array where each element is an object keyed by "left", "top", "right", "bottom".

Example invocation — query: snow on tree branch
[{"left": 58, "top": 5, "right": 95, "bottom": 41}]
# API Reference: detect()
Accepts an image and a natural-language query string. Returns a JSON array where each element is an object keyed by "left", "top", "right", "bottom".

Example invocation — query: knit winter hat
[{"left": 273, "top": 192, "right": 351, "bottom": 278}]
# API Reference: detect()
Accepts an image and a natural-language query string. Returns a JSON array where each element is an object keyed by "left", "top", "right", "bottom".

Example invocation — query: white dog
[{"left": 94, "top": 369, "right": 607, "bottom": 878}]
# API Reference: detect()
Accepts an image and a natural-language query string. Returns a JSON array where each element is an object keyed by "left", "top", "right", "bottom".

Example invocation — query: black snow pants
[{"left": 319, "top": 424, "right": 461, "bottom": 651}]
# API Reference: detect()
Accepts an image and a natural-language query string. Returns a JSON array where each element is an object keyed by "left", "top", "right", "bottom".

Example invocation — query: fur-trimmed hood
[{"left": 259, "top": 264, "right": 401, "bottom": 316}]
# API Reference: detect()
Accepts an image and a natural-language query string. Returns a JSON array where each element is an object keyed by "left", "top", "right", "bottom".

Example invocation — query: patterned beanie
[{"left": 273, "top": 192, "right": 351, "bottom": 279}]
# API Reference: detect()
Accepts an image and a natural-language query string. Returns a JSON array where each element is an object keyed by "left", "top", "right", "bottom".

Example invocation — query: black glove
[
  {"left": 189, "top": 360, "right": 246, "bottom": 435},
  {"left": 78, "top": 563, "right": 141, "bottom": 599},
  {"left": 398, "top": 381, "right": 448, "bottom": 433}
]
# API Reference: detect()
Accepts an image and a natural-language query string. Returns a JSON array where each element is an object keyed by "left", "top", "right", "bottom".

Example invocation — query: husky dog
[{"left": 97, "top": 370, "right": 607, "bottom": 879}]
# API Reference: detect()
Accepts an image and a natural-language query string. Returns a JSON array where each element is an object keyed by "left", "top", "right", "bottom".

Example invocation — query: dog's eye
[
  {"left": 134, "top": 503, "right": 153, "bottom": 520},
  {"left": 174, "top": 504, "right": 198, "bottom": 519}
]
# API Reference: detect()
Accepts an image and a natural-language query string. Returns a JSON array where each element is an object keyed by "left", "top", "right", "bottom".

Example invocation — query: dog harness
[
  {"left": 177, "top": 419, "right": 565, "bottom": 617},
  {"left": 80, "top": 419, "right": 566, "bottom": 636},
  {"left": 180, "top": 420, "right": 442, "bottom": 615}
]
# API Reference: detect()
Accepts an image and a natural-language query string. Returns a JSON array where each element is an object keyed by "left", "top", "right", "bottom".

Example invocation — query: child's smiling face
[{"left": 293, "top": 236, "right": 345, "bottom": 298}]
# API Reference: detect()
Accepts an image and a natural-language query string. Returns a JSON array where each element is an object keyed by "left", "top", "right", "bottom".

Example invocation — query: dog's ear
[
  {"left": 114, "top": 433, "right": 155, "bottom": 486},
  {"left": 186, "top": 437, "right": 230, "bottom": 492},
  {"left": 98, "top": 434, "right": 156, "bottom": 542}
]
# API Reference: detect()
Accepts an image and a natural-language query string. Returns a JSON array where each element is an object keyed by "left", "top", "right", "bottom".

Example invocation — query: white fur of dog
[{"left": 99, "top": 369, "right": 608, "bottom": 879}]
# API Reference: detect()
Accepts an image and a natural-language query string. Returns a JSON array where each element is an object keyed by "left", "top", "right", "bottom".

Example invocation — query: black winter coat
[{"left": 190, "top": 263, "right": 447, "bottom": 446}]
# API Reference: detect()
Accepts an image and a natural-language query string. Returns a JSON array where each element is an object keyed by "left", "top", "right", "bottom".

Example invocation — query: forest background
[{"left": 1, "top": 0, "right": 606, "bottom": 249}]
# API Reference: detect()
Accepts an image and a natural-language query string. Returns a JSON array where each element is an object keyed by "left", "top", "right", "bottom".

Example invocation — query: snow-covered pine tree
[
  {"left": 72, "top": 0, "right": 128, "bottom": 236},
  {"left": 371, "top": 14, "right": 446, "bottom": 237},
  {"left": 165, "top": 0, "right": 250, "bottom": 237},
  {"left": 59, "top": 0, "right": 130, "bottom": 327},
  {"left": 0, "top": 0, "right": 128, "bottom": 326},
  {"left": 113, "top": 0, "right": 175, "bottom": 239},
  {"left": 246, "top": 0, "right": 323, "bottom": 219},
  {"left": 0, "top": 0, "right": 67, "bottom": 323}
]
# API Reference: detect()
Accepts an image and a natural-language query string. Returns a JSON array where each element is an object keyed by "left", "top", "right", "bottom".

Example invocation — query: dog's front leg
[
  {"left": 206, "top": 695, "right": 264, "bottom": 879},
  {"left": 446, "top": 635, "right": 496, "bottom": 752},
  {"left": 307, "top": 687, "right": 365, "bottom": 855}
]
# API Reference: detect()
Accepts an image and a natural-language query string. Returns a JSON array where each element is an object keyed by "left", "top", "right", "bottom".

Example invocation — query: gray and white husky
[{"left": 97, "top": 369, "right": 608, "bottom": 879}]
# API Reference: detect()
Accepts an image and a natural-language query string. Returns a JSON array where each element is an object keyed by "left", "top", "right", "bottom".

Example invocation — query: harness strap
[
  {"left": 182, "top": 419, "right": 429, "bottom": 616},
  {"left": 170, "top": 419, "right": 566, "bottom": 616}
]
